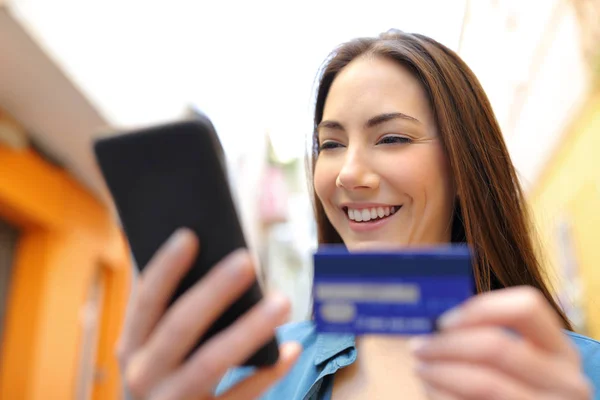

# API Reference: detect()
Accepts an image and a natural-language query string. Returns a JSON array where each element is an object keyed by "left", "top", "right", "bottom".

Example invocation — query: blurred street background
[{"left": 1, "top": 0, "right": 599, "bottom": 398}]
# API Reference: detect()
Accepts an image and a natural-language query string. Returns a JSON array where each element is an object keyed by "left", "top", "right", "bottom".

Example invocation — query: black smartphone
[{"left": 93, "top": 116, "right": 279, "bottom": 366}]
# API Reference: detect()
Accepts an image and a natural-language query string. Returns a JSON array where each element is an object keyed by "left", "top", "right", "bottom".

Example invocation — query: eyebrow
[{"left": 317, "top": 112, "right": 420, "bottom": 131}]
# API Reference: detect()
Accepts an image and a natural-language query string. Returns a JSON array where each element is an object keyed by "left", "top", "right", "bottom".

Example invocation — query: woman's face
[{"left": 314, "top": 56, "right": 455, "bottom": 251}]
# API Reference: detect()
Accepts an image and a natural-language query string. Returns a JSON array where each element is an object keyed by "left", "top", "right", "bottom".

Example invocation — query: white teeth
[
  {"left": 361, "top": 209, "right": 371, "bottom": 221},
  {"left": 347, "top": 206, "right": 401, "bottom": 222},
  {"left": 354, "top": 210, "right": 363, "bottom": 222}
]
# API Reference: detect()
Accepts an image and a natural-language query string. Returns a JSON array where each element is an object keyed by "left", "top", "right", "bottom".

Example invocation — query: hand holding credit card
[{"left": 313, "top": 245, "right": 474, "bottom": 335}]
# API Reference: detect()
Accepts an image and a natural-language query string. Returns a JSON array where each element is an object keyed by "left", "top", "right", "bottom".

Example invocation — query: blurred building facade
[
  {"left": 0, "top": 4, "right": 131, "bottom": 399},
  {"left": 459, "top": 0, "right": 600, "bottom": 337}
]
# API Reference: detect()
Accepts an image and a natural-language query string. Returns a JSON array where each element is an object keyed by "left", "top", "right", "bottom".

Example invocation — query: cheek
[
  {"left": 382, "top": 146, "right": 454, "bottom": 205},
  {"left": 418, "top": 147, "right": 455, "bottom": 206},
  {"left": 379, "top": 153, "right": 423, "bottom": 195},
  {"left": 313, "top": 157, "right": 337, "bottom": 205},
  {"left": 429, "top": 147, "right": 455, "bottom": 199}
]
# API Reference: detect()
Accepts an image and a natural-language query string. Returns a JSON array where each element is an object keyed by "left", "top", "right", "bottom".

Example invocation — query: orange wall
[{"left": 0, "top": 145, "right": 131, "bottom": 399}]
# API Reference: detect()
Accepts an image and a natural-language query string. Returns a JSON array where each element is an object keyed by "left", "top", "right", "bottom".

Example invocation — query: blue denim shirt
[{"left": 216, "top": 321, "right": 600, "bottom": 400}]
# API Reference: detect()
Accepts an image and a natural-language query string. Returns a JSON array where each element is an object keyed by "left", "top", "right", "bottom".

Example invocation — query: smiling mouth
[{"left": 343, "top": 206, "right": 401, "bottom": 223}]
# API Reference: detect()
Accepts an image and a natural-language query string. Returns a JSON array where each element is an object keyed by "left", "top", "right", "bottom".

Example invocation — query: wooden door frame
[{"left": 0, "top": 146, "right": 131, "bottom": 399}]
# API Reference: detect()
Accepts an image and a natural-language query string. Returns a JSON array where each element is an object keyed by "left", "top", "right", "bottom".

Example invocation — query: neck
[
  {"left": 356, "top": 334, "right": 410, "bottom": 343},
  {"left": 332, "top": 334, "right": 429, "bottom": 399},
  {"left": 355, "top": 335, "right": 413, "bottom": 353}
]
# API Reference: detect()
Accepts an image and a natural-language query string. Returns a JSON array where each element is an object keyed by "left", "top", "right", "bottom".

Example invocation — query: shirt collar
[{"left": 314, "top": 332, "right": 356, "bottom": 366}]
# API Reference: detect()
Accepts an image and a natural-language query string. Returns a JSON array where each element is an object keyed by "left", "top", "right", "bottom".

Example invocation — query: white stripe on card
[{"left": 315, "top": 283, "right": 420, "bottom": 303}]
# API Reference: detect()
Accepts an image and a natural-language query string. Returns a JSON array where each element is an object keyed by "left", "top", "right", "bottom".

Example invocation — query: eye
[
  {"left": 318, "top": 141, "right": 344, "bottom": 152},
  {"left": 377, "top": 135, "right": 412, "bottom": 145}
]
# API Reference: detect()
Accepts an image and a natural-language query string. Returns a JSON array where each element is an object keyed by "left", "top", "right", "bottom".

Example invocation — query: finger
[
  {"left": 125, "top": 249, "right": 256, "bottom": 394},
  {"left": 410, "top": 327, "right": 586, "bottom": 392},
  {"left": 416, "top": 361, "right": 537, "bottom": 400},
  {"left": 437, "top": 286, "right": 574, "bottom": 358},
  {"left": 218, "top": 342, "right": 302, "bottom": 400},
  {"left": 118, "top": 228, "right": 199, "bottom": 363},
  {"left": 150, "top": 293, "right": 291, "bottom": 400}
]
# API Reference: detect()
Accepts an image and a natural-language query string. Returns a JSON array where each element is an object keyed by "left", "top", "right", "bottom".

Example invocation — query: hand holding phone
[
  {"left": 94, "top": 118, "right": 301, "bottom": 398},
  {"left": 115, "top": 230, "right": 300, "bottom": 399}
]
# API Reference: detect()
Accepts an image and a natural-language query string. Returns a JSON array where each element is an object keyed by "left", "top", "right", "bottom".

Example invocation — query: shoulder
[
  {"left": 277, "top": 320, "right": 319, "bottom": 344},
  {"left": 565, "top": 331, "right": 600, "bottom": 394},
  {"left": 566, "top": 330, "right": 600, "bottom": 363},
  {"left": 215, "top": 321, "right": 321, "bottom": 398}
]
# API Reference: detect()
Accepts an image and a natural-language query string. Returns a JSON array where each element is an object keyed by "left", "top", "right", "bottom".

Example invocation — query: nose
[{"left": 336, "top": 147, "right": 379, "bottom": 190}]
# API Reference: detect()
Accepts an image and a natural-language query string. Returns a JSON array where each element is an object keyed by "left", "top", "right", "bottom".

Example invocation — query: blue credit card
[{"left": 313, "top": 245, "right": 475, "bottom": 335}]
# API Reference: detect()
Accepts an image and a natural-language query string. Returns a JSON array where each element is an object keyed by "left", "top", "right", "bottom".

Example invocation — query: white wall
[{"left": 459, "top": 0, "right": 589, "bottom": 188}]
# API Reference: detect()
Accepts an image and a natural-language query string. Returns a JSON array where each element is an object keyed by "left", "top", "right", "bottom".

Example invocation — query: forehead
[{"left": 323, "top": 55, "right": 433, "bottom": 124}]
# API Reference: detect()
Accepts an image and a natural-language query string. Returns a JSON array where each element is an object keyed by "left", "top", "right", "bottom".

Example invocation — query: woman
[{"left": 118, "top": 30, "right": 600, "bottom": 399}]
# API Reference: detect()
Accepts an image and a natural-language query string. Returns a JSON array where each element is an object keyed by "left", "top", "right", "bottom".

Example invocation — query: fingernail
[
  {"left": 414, "top": 360, "right": 429, "bottom": 375},
  {"left": 422, "top": 382, "right": 434, "bottom": 395},
  {"left": 166, "top": 228, "right": 192, "bottom": 252},
  {"left": 125, "top": 353, "right": 144, "bottom": 385},
  {"left": 264, "top": 294, "right": 289, "bottom": 317},
  {"left": 408, "top": 336, "right": 430, "bottom": 355},
  {"left": 224, "top": 249, "right": 251, "bottom": 276},
  {"left": 281, "top": 342, "right": 303, "bottom": 359},
  {"left": 438, "top": 307, "right": 462, "bottom": 329}
]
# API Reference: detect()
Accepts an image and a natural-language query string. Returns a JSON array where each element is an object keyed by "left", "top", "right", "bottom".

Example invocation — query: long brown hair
[{"left": 309, "top": 30, "right": 572, "bottom": 330}]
